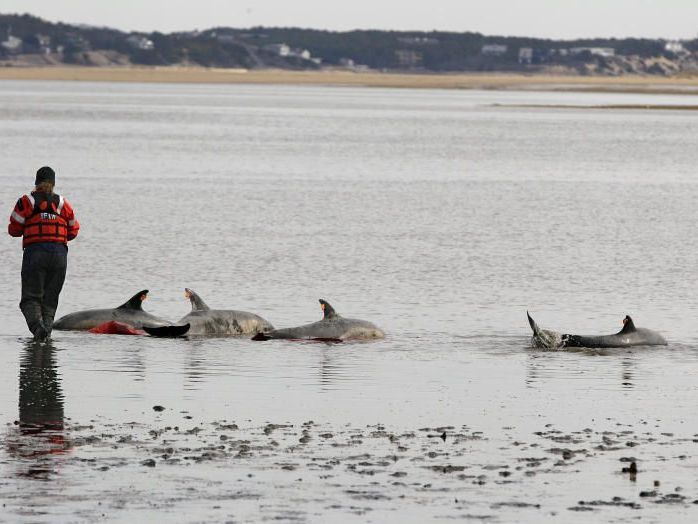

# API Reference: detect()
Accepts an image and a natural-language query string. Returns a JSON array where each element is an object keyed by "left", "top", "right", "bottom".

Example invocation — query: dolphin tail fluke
[
  {"left": 144, "top": 323, "right": 190, "bottom": 338},
  {"left": 251, "top": 332, "right": 271, "bottom": 341},
  {"left": 527, "top": 312, "right": 564, "bottom": 349},
  {"left": 527, "top": 311, "right": 539, "bottom": 335}
]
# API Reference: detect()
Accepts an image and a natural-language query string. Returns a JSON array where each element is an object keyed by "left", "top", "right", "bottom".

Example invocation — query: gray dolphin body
[
  {"left": 53, "top": 290, "right": 170, "bottom": 331},
  {"left": 527, "top": 312, "right": 667, "bottom": 349},
  {"left": 252, "top": 299, "right": 385, "bottom": 342},
  {"left": 178, "top": 288, "right": 274, "bottom": 336}
]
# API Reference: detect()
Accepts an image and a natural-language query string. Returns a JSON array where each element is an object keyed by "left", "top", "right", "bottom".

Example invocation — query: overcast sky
[{"left": 2, "top": 0, "right": 697, "bottom": 40}]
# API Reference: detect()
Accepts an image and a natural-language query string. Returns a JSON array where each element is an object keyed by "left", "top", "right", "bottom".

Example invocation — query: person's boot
[
  {"left": 33, "top": 323, "right": 49, "bottom": 342},
  {"left": 43, "top": 315, "right": 54, "bottom": 338}
]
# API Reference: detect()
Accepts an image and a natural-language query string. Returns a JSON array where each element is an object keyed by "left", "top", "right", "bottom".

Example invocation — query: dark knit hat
[{"left": 35, "top": 166, "right": 56, "bottom": 185}]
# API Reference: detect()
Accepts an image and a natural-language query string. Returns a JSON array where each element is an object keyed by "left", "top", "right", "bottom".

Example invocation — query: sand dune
[{"left": 1, "top": 66, "right": 698, "bottom": 94}]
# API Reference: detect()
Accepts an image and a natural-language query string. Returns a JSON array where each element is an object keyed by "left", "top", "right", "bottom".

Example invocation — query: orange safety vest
[{"left": 23, "top": 193, "right": 69, "bottom": 247}]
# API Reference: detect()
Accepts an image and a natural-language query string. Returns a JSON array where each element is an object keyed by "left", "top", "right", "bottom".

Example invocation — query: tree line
[{"left": 1, "top": 13, "right": 695, "bottom": 71}]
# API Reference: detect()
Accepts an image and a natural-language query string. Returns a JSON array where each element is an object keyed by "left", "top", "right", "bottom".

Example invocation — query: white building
[
  {"left": 665, "top": 41, "right": 685, "bottom": 54},
  {"left": 518, "top": 47, "right": 533, "bottom": 64},
  {"left": 569, "top": 47, "right": 615, "bottom": 58},
  {"left": 37, "top": 34, "right": 51, "bottom": 54},
  {"left": 397, "top": 36, "right": 439, "bottom": 45},
  {"left": 126, "top": 35, "right": 154, "bottom": 51},
  {"left": 395, "top": 49, "right": 423, "bottom": 67},
  {"left": 263, "top": 43, "right": 290, "bottom": 57},
  {"left": 1, "top": 35, "right": 22, "bottom": 54},
  {"left": 291, "top": 48, "right": 311, "bottom": 60},
  {"left": 481, "top": 44, "right": 508, "bottom": 56}
]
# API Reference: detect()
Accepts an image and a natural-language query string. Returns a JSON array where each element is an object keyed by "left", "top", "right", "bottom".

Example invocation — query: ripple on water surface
[{"left": 1, "top": 82, "right": 698, "bottom": 521}]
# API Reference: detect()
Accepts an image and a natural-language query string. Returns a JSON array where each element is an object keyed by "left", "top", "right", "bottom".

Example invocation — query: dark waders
[{"left": 20, "top": 243, "right": 67, "bottom": 339}]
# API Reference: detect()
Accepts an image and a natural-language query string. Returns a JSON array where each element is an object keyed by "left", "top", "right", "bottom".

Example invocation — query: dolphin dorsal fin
[
  {"left": 319, "top": 299, "right": 339, "bottom": 320},
  {"left": 117, "top": 290, "right": 148, "bottom": 310},
  {"left": 620, "top": 315, "right": 636, "bottom": 334},
  {"left": 185, "top": 288, "right": 210, "bottom": 311}
]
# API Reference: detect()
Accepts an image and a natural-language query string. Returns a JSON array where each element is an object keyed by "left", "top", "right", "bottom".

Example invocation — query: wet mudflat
[
  {"left": 3, "top": 396, "right": 698, "bottom": 522},
  {"left": 1, "top": 334, "right": 696, "bottom": 523},
  {"left": 1, "top": 82, "right": 698, "bottom": 522}
]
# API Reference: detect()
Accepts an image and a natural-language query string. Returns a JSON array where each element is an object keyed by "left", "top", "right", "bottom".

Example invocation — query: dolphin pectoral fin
[
  {"left": 251, "top": 332, "right": 271, "bottom": 341},
  {"left": 143, "top": 323, "right": 190, "bottom": 338},
  {"left": 117, "top": 290, "right": 149, "bottom": 310}
]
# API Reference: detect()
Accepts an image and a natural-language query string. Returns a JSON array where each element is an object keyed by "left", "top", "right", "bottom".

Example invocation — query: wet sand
[
  {"left": 2, "top": 413, "right": 696, "bottom": 522},
  {"left": 1, "top": 66, "right": 698, "bottom": 94}
]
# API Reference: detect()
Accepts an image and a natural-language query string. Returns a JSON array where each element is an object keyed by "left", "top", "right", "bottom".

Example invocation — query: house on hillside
[
  {"left": 665, "top": 41, "right": 685, "bottom": 54},
  {"left": 23, "top": 34, "right": 51, "bottom": 54},
  {"left": 126, "top": 35, "right": 155, "bottom": 51},
  {"left": 481, "top": 44, "right": 508, "bottom": 56},
  {"left": 518, "top": 48, "right": 533, "bottom": 64},
  {"left": 339, "top": 57, "right": 369, "bottom": 71},
  {"left": 290, "top": 48, "right": 311, "bottom": 60},
  {"left": 1, "top": 35, "right": 22, "bottom": 54},
  {"left": 395, "top": 49, "right": 422, "bottom": 67},
  {"left": 569, "top": 47, "right": 615, "bottom": 58},
  {"left": 263, "top": 43, "right": 290, "bottom": 56},
  {"left": 397, "top": 36, "right": 439, "bottom": 45}
]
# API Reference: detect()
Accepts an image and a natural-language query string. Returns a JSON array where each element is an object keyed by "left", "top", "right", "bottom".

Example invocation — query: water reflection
[
  {"left": 5, "top": 340, "right": 70, "bottom": 479},
  {"left": 122, "top": 345, "right": 145, "bottom": 382},
  {"left": 621, "top": 357, "right": 635, "bottom": 389},
  {"left": 318, "top": 346, "right": 345, "bottom": 390},
  {"left": 184, "top": 339, "right": 211, "bottom": 390},
  {"left": 525, "top": 350, "right": 636, "bottom": 390},
  {"left": 524, "top": 352, "right": 543, "bottom": 388}
]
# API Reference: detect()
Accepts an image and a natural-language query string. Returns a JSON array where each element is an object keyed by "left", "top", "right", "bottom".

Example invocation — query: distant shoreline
[{"left": 1, "top": 66, "right": 698, "bottom": 94}]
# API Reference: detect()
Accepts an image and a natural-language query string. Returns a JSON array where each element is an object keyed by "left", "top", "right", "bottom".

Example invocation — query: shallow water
[{"left": 1, "top": 81, "right": 697, "bottom": 522}]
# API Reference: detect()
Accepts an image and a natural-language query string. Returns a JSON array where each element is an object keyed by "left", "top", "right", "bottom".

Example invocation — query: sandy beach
[{"left": 1, "top": 66, "right": 698, "bottom": 94}]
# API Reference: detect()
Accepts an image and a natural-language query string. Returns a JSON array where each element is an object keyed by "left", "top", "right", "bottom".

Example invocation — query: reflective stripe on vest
[{"left": 11, "top": 211, "right": 25, "bottom": 224}]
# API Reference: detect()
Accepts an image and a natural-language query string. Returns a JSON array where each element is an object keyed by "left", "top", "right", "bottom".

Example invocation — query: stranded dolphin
[
  {"left": 53, "top": 290, "right": 170, "bottom": 331},
  {"left": 252, "top": 299, "right": 385, "bottom": 342},
  {"left": 527, "top": 312, "right": 667, "bottom": 349},
  {"left": 176, "top": 288, "right": 274, "bottom": 336}
]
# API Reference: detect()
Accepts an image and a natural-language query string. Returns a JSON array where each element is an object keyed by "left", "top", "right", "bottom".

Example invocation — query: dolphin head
[
  {"left": 117, "top": 290, "right": 148, "bottom": 310},
  {"left": 319, "top": 299, "right": 339, "bottom": 320},
  {"left": 185, "top": 288, "right": 210, "bottom": 312}
]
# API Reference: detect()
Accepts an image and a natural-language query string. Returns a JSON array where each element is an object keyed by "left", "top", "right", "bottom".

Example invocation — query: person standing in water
[{"left": 8, "top": 167, "right": 80, "bottom": 341}]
